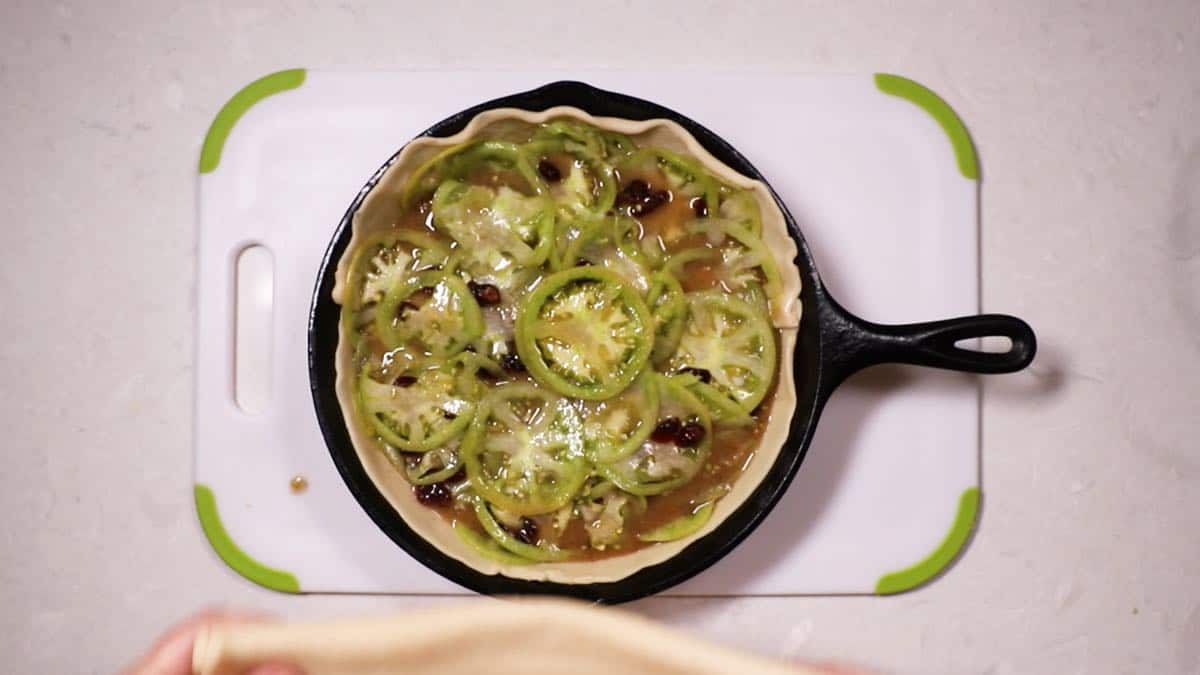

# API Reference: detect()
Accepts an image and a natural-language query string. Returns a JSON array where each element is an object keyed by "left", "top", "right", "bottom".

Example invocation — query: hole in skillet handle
[{"left": 819, "top": 293, "right": 1037, "bottom": 387}]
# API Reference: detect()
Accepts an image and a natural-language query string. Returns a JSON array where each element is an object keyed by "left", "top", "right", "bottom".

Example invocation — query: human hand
[{"left": 121, "top": 609, "right": 302, "bottom": 675}]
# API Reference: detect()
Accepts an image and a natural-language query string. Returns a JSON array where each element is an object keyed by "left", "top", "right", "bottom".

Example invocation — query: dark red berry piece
[
  {"left": 651, "top": 417, "right": 682, "bottom": 443},
  {"left": 393, "top": 375, "right": 418, "bottom": 387},
  {"left": 415, "top": 482, "right": 452, "bottom": 507},
  {"left": 691, "top": 197, "right": 709, "bottom": 218},
  {"left": 679, "top": 366, "right": 712, "bottom": 384},
  {"left": 467, "top": 280, "right": 502, "bottom": 306},
  {"left": 615, "top": 179, "right": 652, "bottom": 207},
  {"left": 500, "top": 352, "right": 526, "bottom": 373},
  {"left": 629, "top": 189, "right": 669, "bottom": 216},
  {"left": 514, "top": 517, "right": 539, "bottom": 545},
  {"left": 675, "top": 421, "right": 705, "bottom": 448},
  {"left": 537, "top": 159, "right": 562, "bottom": 182}
]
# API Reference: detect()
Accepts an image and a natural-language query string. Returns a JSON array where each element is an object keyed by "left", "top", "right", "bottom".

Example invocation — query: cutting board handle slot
[{"left": 234, "top": 244, "right": 275, "bottom": 414}]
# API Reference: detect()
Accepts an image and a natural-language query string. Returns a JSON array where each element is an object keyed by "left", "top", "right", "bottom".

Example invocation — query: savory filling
[{"left": 340, "top": 119, "right": 785, "bottom": 564}]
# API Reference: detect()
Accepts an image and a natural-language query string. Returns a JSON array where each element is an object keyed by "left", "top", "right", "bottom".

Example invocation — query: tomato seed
[
  {"left": 691, "top": 197, "right": 709, "bottom": 218},
  {"left": 393, "top": 375, "right": 418, "bottom": 387}
]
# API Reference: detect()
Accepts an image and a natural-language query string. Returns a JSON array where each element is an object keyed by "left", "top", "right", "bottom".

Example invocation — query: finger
[
  {"left": 123, "top": 609, "right": 276, "bottom": 675},
  {"left": 244, "top": 664, "right": 305, "bottom": 675}
]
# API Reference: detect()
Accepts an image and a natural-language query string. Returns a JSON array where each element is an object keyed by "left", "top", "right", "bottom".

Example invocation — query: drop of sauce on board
[{"left": 290, "top": 475, "right": 309, "bottom": 494}]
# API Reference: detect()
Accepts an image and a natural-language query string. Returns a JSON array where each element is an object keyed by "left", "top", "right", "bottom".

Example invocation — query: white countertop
[{"left": 2, "top": 2, "right": 1198, "bottom": 673}]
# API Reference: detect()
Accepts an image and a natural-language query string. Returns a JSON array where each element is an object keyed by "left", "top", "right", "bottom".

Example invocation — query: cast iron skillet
[{"left": 308, "top": 80, "right": 1036, "bottom": 603}]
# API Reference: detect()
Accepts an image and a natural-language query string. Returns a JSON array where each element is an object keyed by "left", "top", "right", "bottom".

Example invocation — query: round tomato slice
[
  {"left": 597, "top": 375, "right": 712, "bottom": 496},
  {"left": 471, "top": 498, "right": 572, "bottom": 562},
  {"left": 685, "top": 219, "right": 783, "bottom": 307},
  {"left": 717, "top": 188, "right": 763, "bottom": 237},
  {"left": 667, "top": 290, "right": 777, "bottom": 412},
  {"left": 515, "top": 267, "right": 653, "bottom": 400},
  {"left": 461, "top": 383, "right": 589, "bottom": 516},
  {"left": 356, "top": 363, "right": 475, "bottom": 452},
  {"left": 646, "top": 271, "right": 686, "bottom": 367},
  {"left": 670, "top": 373, "right": 755, "bottom": 427},
  {"left": 525, "top": 140, "right": 618, "bottom": 218},
  {"left": 618, "top": 148, "right": 720, "bottom": 209},
  {"left": 559, "top": 217, "right": 653, "bottom": 293},
  {"left": 403, "top": 445, "right": 462, "bottom": 486},
  {"left": 375, "top": 270, "right": 483, "bottom": 358},
  {"left": 403, "top": 140, "right": 543, "bottom": 207},
  {"left": 432, "top": 179, "right": 555, "bottom": 269},
  {"left": 344, "top": 229, "right": 450, "bottom": 313},
  {"left": 579, "top": 372, "right": 660, "bottom": 464}
]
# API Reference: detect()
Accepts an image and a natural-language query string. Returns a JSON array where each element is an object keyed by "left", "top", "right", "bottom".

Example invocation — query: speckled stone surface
[{"left": 1, "top": 2, "right": 1198, "bottom": 673}]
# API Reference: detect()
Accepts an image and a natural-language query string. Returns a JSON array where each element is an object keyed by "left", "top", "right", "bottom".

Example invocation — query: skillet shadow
[{"left": 633, "top": 365, "right": 918, "bottom": 613}]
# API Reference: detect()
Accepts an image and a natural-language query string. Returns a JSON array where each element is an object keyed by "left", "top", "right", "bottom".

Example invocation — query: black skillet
[{"left": 308, "top": 80, "right": 1036, "bottom": 603}]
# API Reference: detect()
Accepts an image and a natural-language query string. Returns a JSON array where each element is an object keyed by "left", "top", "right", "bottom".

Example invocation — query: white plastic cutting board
[{"left": 194, "top": 70, "right": 981, "bottom": 596}]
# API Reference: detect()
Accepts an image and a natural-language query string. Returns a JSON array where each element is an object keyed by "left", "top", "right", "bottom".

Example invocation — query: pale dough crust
[
  {"left": 192, "top": 599, "right": 822, "bottom": 675},
  {"left": 332, "top": 107, "right": 802, "bottom": 584}
]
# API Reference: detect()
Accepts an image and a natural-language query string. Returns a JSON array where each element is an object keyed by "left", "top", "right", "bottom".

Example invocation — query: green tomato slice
[
  {"left": 717, "top": 188, "right": 763, "bottom": 237},
  {"left": 619, "top": 148, "right": 720, "bottom": 208},
  {"left": 670, "top": 373, "right": 756, "bottom": 427},
  {"left": 453, "top": 520, "right": 534, "bottom": 566},
  {"left": 576, "top": 480, "right": 645, "bottom": 549},
  {"left": 637, "top": 501, "right": 715, "bottom": 543},
  {"left": 531, "top": 119, "right": 636, "bottom": 161},
  {"left": 472, "top": 498, "right": 572, "bottom": 562},
  {"left": 525, "top": 137, "right": 618, "bottom": 218},
  {"left": 597, "top": 375, "right": 711, "bottom": 496},
  {"left": 375, "top": 270, "right": 483, "bottom": 357},
  {"left": 403, "top": 140, "right": 543, "bottom": 207},
  {"left": 432, "top": 179, "right": 555, "bottom": 269},
  {"left": 403, "top": 445, "right": 462, "bottom": 485},
  {"left": 356, "top": 363, "right": 475, "bottom": 452},
  {"left": 560, "top": 217, "right": 652, "bottom": 293},
  {"left": 461, "top": 383, "right": 589, "bottom": 516},
  {"left": 668, "top": 290, "right": 777, "bottom": 413},
  {"left": 515, "top": 267, "right": 653, "bottom": 400},
  {"left": 685, "top": 219, "right": 783, "bottom": 307},
  {"left": 525, "top": 120, "right": 634, "bottom": 217},
  {"left": 344, "top": 229, "right": 451, "bottom": 312},
  {"left": 646, "top": 271, "right": 687, "bottom": 367},
  {"left": 580, "top": 372, "right": 660, "bottom": 464}
]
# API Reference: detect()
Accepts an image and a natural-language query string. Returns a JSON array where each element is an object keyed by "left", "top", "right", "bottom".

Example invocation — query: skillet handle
[{"left": 821, "top": 296, "right": 1037, "bottom": 385}]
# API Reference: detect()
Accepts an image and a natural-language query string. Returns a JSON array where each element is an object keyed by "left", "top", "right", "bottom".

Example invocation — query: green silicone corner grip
[
  {"left": 874, "top": 73, "right": 979, "bottom": 181},
  {"left": 194, "top": 484, "right": 301, "bottom": 593},
  {"left": 875, "top": 487, "right": 980, "bottom": 595},
  {"left": 198, "top": 69, "right": 306, "bottom": 174}
]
